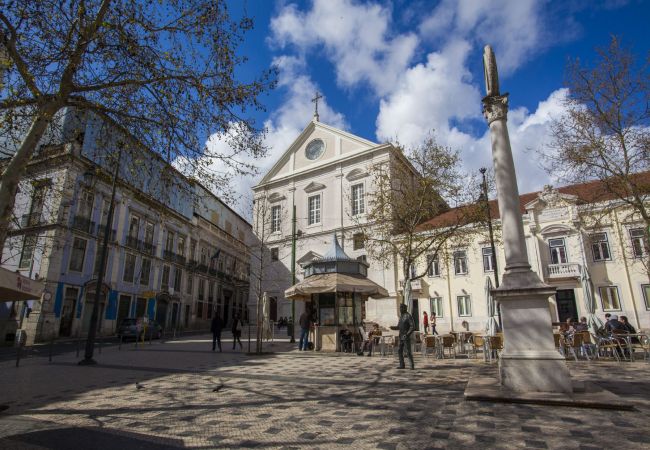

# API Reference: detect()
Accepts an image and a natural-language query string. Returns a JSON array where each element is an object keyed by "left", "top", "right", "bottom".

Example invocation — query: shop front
[{"left": 285, "top": 235, "right": 388, "bottom": 352}]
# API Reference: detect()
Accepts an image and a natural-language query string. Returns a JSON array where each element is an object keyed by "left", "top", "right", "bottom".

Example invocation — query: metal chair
[
  {"left": 422, "top": 335, "right": 436, "bottom": 358},
  {"left": 471, "top": 335, "right": 486, "bottom": 360},
  {"left": 441, "top": 334, "right": 456, "bottom": 358}
]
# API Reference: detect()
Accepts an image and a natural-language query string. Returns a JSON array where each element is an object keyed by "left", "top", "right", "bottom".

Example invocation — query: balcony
[
  {"left": 196, "top": 263, "right": 208, "bottom": 273},
  {"left": 21, "top": 212, "right": 45, "bottom": 228},
  {"left": 72, "top": 215, "right": 95, "bottom": 234},
  {"left": 163, "top": 249, "right": 174, "bottom": 261},
  {"left": 125, "top": 235, "right": 140, "bottom": 250},
  {"left": 141, "top": 241, "right": 156, "bottom": 256},
  {"left": 96, "top": 226, "right": 117, "bottom": 241},
  {"left": 546, "top": 263, "right": 581, "bottom": 281}
]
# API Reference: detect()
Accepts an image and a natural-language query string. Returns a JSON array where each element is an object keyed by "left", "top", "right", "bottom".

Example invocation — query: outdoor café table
[{"left": 378, "top": 334, "right": 395, "bottom": 357}]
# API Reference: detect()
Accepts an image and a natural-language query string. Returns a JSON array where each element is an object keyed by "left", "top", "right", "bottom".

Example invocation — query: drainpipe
[{"left": 612, "top": 208, "right": 641, "bottom": 329}]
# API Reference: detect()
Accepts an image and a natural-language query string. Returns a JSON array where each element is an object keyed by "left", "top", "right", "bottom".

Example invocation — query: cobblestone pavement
[{"left": 1, "top": 334, "right": 649, "bottom": 449}]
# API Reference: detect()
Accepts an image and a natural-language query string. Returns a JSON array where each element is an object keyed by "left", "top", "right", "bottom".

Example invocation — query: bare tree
[
  {"left": 249, "top": 192, "right": 288, "bottom": 353},
  {"left": 356, "top": 134, "right": 482, "bottom": 310},
  {"left": 0, "top": 0, "right": 276, "bottom": 249},
  {"left": 542, "top": 36, "right": 650, "bottom": 278}
]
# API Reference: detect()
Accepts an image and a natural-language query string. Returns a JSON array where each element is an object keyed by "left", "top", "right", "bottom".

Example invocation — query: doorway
[
  {"left": 223, "top": 290, "right": 232, "bottom": 324},
  {"left": 116, "top": 295, "right": 131, "bottom": 326},
  {"left": 411, "top": 298, "right": 420, "bottom": 331},
  {"left": 59, "top": 287, "right": 79, "bottom": 337},
  {"left": 156, "top": 299, "right": 168, "bottom": 327},
  {"left": 270, "top": 296, "right": 278, "bottom": 321},
  {"left": 171, "top": 303, "right": 179, "bottom": 328},
  {"left": 81, "top": 294, "right": 105, "bottom": 335},
  {"left": 556, "top": 289, "right": 578, "bottom": 323},
  {"left": 184, "top": 304, "right": 190, "bottom": 327}
]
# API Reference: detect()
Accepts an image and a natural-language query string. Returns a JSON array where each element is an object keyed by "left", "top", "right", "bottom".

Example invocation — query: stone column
[{"left": 482, "top": 45, "right": 571, "bottom": 394}]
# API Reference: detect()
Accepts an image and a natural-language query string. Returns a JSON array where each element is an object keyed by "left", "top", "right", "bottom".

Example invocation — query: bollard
[
  {"left": 119, "top": 335, "right": 122, "bottom": 351},
  {"left": 149, "top": 330, "right": 152, "bottom": 345},
  {"left": 76, "top": 338, "right": 80, "bottom": 357},
  {"left": 173, "top": 328, "right": 176, "bottom": 340},
  {"left": 98, "top": 333, "right": 102, "bottom": 354},
  {"left": 49, "top": 336, "right": 54, "bottom": 363},
  {"left": 15, "top": 345, "right": 21, "bottom": 368}
]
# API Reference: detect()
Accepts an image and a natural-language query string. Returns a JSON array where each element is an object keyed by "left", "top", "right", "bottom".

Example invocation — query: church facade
[{"left": 249, "top": 118, "right": 409, "bottom": 326}]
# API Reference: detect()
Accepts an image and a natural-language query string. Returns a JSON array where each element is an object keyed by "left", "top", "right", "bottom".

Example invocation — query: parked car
[{"left": 117, "top": 318, "right": 162, "bottom": 341}]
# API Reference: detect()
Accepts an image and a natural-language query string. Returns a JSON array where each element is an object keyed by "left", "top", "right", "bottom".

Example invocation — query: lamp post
[
  {"left": 79, "top": 145, "right": 123, "bottom": 365},
  {"left": 480, "top": 168, "right": 501, "bottom": 328}
]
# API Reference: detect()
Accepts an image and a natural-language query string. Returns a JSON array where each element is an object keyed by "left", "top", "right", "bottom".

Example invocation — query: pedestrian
[
  {"left": 298, "top": 308, "right": 311, "bottom": 351},
  {"left": 422, "top": 311, "right": 429, "bottom": 335},
  {"left": 390, "top": 303, "right": 415, "bottom": 370},
  {"left": 431, "top": 311, "right": 439, "bottom": 335},
  {"left": 231, "top": 313, "right": 243, "bottom": 350},
  {"left": 211, "top": 312, "right": 224, "bottom": 352}
]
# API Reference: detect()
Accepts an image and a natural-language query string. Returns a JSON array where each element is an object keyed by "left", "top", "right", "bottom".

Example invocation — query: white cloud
[
  {"left": 270, "top": 0, "right": 418, "bottom": 96},
  {"left": 201, "top": 55, "right": 347, "bottom": 218},
  {"left": 419, "top": 0, "right": 568, "bottom": 74}
]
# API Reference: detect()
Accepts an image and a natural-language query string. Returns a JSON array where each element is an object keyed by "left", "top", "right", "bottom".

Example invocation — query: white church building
[{"left": 249, "top": 114, "right": 409, "bottom": 327}]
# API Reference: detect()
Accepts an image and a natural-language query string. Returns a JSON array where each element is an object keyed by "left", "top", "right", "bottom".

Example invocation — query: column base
[{"left": 499, "top": 353, "right": 572, "bottom": 394}]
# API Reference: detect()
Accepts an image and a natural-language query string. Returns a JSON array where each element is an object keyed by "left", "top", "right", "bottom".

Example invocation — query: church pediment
[
  {"left": 304, "top": 181, "right": 326, "bottom": 193},
  {"left": 525, "top": 185, "right": 578, "bottom": 211},
  {"left": 256, "top": 120, "right": 378, "bottom": 186}
]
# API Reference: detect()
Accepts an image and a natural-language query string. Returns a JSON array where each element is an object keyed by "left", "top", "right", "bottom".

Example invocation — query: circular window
[{"left": 305, "top": 139, "right": 325, "bottom": 160}]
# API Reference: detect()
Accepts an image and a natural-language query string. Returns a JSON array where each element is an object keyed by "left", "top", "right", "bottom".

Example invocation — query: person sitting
[
  {"left": 357, "top": 323, "right": 382, "bottom": 356},
  {"left": 574, "top": 317, "right": 588, "bottom": 332},
  {"left": 620, "top": 315, "right": 636, "bottom": 334},
  {"left": 340, "top": 329, "right": 353, "bottom": 353},
  {"left": 605, "top": 314, "right": 625, "bottom": 333}
]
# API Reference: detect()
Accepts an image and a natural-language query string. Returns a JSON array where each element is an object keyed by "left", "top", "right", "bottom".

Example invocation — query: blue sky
[{"left": 213, "top": 0, "right": 650, "bottom": 213}]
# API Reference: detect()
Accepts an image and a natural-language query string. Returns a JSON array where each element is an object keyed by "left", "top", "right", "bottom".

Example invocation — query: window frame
[
  {"left": 548, "top": 237, "right": 568, "bottom": 264},
  {"left": 19, "top": 234, "right": 37, "bottom": 270},
  {"left": 161, "top": 264, "right": 170, "bottom": 289},
  {"left": 173, "top": 267, "right": 182, "bottom": 292},
  {"left": 590, "top": 232, "right": 612, "bottom": 262},
  {"left": 453, "top": 250, "right": 468, "bottom": 276},
  {"left": 427, "top": 254, "right": 440, "bottom": 277},
  {"left": 352, "top": 233, "right": 365, "bottom": 250},
  {"left": 629, "top": 228, "right": 647, "bottom": 258},
  {"left": 68, "top": 237, "right": 87, "bottom": 272},
  {"left": 599, "top": 285, "right": 622, "bottom": 311},
  {"left": 457, "top": 295, "right": 472, "bottom": 317},
  {"left": 270, "top": 247, "right": 279, "bottom": 261},
  {"left": 128, "top": 214, "right": 140, "bottom": 239},
  {"left": 642, "top": 284, "right": 650, "bottom": 311},
  {"left": 351, "top": 183, "right": 365, "bottom": 216},
  {"left": 140, "top": 257, "right": 151, "bottom": 286},
  {"left": 271, "top": 205, "right": 281, "bottom": 233},
  {"left": 482, "top": 247, "right": 495, "bottom": 272},
  {"left": 307, "top": 194, "right": 322, "bottom": 225},
  {"left": 123, "top": 252, "right": 136, "bottom": 283},
  {"left": 430, "top": 296, "right": 443, "bottom": 318}
]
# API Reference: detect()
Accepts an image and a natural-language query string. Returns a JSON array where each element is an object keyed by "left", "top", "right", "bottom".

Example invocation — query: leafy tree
[
  {"left": 0, "top": 0, "right": 276, "bottom": 248},
  {"left": 357, "top": 134, "right": 482, "bottom": 310},
  {"left": 543, "top": 37, "right": 650, "bottom": 278}
]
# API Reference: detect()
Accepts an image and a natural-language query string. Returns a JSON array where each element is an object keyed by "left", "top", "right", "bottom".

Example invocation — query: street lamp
[
  {"left": 479, "top": 168, "right": 501, "bottom": 328},
  {"left": 79, "top": 145, "right": 123, "bottom": 365}
]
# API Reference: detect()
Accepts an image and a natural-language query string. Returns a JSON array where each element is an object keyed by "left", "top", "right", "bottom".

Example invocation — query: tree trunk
[{"left": 0, "top": 103, "right": 60, "bottom": 250}]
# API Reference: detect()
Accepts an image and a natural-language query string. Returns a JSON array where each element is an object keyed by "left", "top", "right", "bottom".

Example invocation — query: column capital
[{"left": 482, "top": 94, "right": 509, "bottom": 125}]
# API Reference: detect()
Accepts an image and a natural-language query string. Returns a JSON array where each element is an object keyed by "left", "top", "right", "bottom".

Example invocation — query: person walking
[
  {"left": 211, "top": 312, "right": 224, "bottom": 352},
  {"left": 231, "top": 313, "right": 243, "bottom": 350},
  {"left": 298, "top": 309, "right": 311, "bottom": 351},
  {"left": 431, "top": 311, "right": 439, "bottom": 335},
  {"left": 422, "top": 311, "right": 429, "bottom": 335},
  {"left": 391, "top": 303, "right": 415, "bottom": 370}
]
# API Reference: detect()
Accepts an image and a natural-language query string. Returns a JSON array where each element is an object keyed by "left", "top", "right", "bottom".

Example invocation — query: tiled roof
[{"left": 418, "top": 171, "right": 650, "bottom": 230}]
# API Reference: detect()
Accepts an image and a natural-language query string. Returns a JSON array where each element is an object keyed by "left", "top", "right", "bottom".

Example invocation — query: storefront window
[{"left": 318, "top": 293, "right": 335, "bottom": 325}]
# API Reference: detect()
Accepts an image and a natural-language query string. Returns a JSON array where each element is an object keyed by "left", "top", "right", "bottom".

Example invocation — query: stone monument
[{"left": 482, "top": 45, "right": 572, "bottom": 393}]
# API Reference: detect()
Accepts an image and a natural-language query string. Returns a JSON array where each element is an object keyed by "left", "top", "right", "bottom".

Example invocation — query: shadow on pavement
[{"left": 0, "top": 426, "right": 185, "bottom": 449}]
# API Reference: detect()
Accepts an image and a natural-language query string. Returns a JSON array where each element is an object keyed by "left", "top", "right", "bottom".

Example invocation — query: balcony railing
[
  {"left": 142, "top": 241, "right": 156, "bottom": 256},
  {"left": 196, "top": 263, "right": 208, "bottom": 273},
  {"left": 546, "top": 263, "right": 581, "bottom": 280},
  {"left": 21, "top": 212, "right": 45, "bottom": 228},
  {"left": 96, "top": 226, "right": 117, "bottom": 241},
  {"left": 163, "top": 249, "right": 186, "bottom": 265},
  {"left": 125, "top": 235, "right": 140, "bottom": 250},
  {"left": 72, "top": 215, "right": 95, "bottom": 234}
]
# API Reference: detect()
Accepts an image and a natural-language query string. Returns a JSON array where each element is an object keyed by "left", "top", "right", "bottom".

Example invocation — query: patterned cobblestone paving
[{"left": 0, "top": 335, "right": 649, "bottom": 449}]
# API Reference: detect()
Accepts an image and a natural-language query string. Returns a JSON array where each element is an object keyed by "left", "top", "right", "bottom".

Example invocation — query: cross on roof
[{"left": 311, "top": 91, "right": 323, "bottom": 121}]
